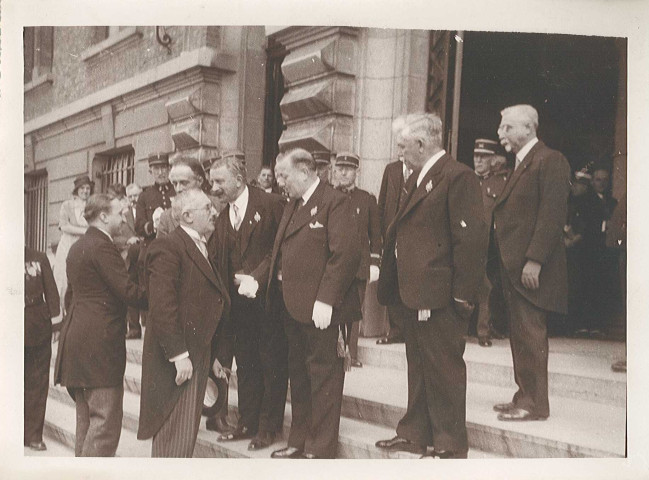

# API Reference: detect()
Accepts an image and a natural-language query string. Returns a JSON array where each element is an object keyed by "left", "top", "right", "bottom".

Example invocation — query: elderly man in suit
[
  {"left": 375, "top": 154, "right": 412, "bottom": 345},
  {"left": 492, "top": 104, "right": 571, "bottom": 421},
  {"left": 54, "top": 194, "right": 147, "bottom": 456},
  {"left": 240, "top": 148, "right": 361, "bottom": 458},
  {"left": 124, "top": 183, "right": 144, "bottom": 339},
  {"left": 376, "top": 113, "right": 488, "bottom": 458},
  {"left": 24, "top": 246, "right": 60, "bottom": 451},
  {"left": 138, "top": 189, "right": 230, "bottom": 457},
  {"left": 208, "top": 155, "right": 288, "bottom": 450}
]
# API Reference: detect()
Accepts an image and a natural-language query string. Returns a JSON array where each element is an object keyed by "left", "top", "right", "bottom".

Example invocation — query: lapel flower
[
  {"left": 356, "top": 207, "right": 360, "bottom": 215},
  {"left": 425, "top": 180, "right": 433, "bottom": 193},
  {"left": 311, "top": 206, "right": 318, "bottom": 217},
  {"left": 254, "top": 211, "right": 261, "bottom": 222}
]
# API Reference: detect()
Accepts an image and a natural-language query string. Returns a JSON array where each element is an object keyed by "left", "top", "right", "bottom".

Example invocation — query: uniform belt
[{"left": 25, "top": 295, "right": 45, "bottom": 307}]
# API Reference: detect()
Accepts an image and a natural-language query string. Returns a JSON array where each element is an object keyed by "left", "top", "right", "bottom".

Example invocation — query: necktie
[
  {"left": 197, "top": 238, "right": 209, "bottom": 259},
  {"left": 232, "top": 204, "right": 242, "bottom": 231}
]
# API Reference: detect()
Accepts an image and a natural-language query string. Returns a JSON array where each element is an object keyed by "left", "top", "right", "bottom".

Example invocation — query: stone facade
[{"left": 24, "top": 26, "right": 266, "bottom": 251}]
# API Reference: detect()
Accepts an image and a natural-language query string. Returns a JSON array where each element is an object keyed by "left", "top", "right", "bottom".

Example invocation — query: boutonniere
[
  {"left": 254, "top": 211, "right": 261, "bottom": 223},
  {"left": 425, "top": 180, "right": 433, "bottom": 193},
  {"left": 25, "top": 261, "right": 42, "bottom": 278},
  {"left": 311, "top": 206, "right": 318, "bottom": 217}
]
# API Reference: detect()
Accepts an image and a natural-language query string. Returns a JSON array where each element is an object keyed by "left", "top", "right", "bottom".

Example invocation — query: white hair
[
  {"left": 393, "top": 113, "right": 443, "bottom": 149},
  {"left": 172, "top": 189, "right": 209, "bottom": 221},
  {"left": 501, "top": 104, "right": 539, "bottom": 132}
]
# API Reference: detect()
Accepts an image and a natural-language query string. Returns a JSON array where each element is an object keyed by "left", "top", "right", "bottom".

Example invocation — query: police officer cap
[
  {"left": 474, "top": 139, "right": 503, "bottom": 155},
  {"left": 312, "top": 150, "right": 332, "bottom": 166},
  {"left": 334, "top": 152, "right": 360, "bottom": 169},
  {"left": 147, "top": 152, "right": 170, "bottom": 167}
]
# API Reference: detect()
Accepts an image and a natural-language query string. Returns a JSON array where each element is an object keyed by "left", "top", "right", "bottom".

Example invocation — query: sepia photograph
[{"left": 2, "top": 0, "right": 649, "bottom": 479}]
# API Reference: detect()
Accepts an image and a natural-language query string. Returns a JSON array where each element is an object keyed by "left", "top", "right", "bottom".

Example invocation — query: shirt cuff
[{"left": 169, "top": 351, "right": 189, "bottom": 362}]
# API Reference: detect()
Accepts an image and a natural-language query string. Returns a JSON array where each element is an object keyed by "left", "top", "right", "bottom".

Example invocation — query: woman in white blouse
[{"left": 52, "top": 175, "right": 93, "bottom": 317}]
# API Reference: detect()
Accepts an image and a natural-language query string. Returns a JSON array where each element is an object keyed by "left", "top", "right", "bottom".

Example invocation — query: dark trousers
[
  {"left": 282, "top": 304, "right": 345, "bottom": 458},
  {"left": 233, "top": 299, "right": 288, "bottom": 434},
  {"left": 69, "top": 385, "right": 124, "bottom": 457},
  {"left": 396, "top": 305, "right": 468, "bottom": 453},
  {"left": 347, "top": 279, "right": 367, "bottom": 360},
  {"left": 385, "top": 302, "right": 408, "bottom": 340},
  {"left": 499, "top": 261, "right": 550, "bottom": 417},
  {"left": 24, "top": 341, "right": 51, "bottom": 445},
  {"left": 152, "top": 349, "right": 210, "bottom": 457}
]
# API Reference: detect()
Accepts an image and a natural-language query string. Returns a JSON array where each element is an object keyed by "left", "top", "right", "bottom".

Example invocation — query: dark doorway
[{"left": 456, "top": 32, "right": 622, "bottom": 172}]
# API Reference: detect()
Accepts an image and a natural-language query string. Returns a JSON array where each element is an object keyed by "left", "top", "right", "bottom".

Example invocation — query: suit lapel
[
  {"left": 283, "top": 181, "right": 325, "bottom": 239},
  {"left": 398, "top": 154, "right": 450, "bottom": 221},
  {"left": 176, "top": 228, "right": 221, "bottom": 290},
  {"left": 495, "top": 140, "right": 544, "bottom": 207}
]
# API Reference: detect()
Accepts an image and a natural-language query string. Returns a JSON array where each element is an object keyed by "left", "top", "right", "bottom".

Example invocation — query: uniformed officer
[
  {"left": 312, "top": 150, "right": 332, "bottom": 184},
  {"left": 332, "top": 152, "right": 382, "bottom": 367},
  {"left": 474, "top": 139, "right": 511, "bottom": 346},
  {"left": 135, "top": 153, "right": 176, "bottom": 245}
]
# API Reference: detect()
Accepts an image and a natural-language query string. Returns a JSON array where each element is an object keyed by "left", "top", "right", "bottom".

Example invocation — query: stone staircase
[{"left": 41, "top": 335, "right": 626, "bottom": 458}]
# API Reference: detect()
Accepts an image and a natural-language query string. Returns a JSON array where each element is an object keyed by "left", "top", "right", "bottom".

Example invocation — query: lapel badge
[
  {"left": 356, "top": 207, "right": 360, "bottom": 215},
  {"left": 311, "top": 206, "right": 318, "bottom": 217},
  {"left": 254, "top": 211, "right": 261, "bottom": 223},
  {"left": 425, "top": 180, "right": 433, "bottom": 193}
]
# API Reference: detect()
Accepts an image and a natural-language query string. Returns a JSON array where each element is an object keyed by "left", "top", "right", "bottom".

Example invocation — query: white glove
[
  {"left": 369, "top": 265, "right": 380, "bottom": 283},
  {"left": 152, "top": 207, "right": 164, "bottom": 230},
  {"left": 236, "top": 274, "right": 259, "bottom": 299},
  {"left": 312, "top": 300, "right": 333, "bottom": 330}
]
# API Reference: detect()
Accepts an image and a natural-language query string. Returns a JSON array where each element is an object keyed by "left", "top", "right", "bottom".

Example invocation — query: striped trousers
[{"left": 151, "top": 350, "right": 210, "bottom": 457}]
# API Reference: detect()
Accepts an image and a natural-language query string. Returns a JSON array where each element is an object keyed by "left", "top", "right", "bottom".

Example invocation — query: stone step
[
  {"left": 50, "top": 357, "right": 625, "bottom": 458},
  {"left": 46, "top": 381, "right": 501, "bottom": 459},
  {"left": 115, "top": 336, "right": 627, "bottom": 407}
]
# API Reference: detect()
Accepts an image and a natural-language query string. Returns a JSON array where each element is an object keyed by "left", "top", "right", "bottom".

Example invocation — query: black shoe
[
  {"left": 376, "top": 335, "right": 404, "bottom": 345},
  {"left": 611, "top": 360, "right": 627, "bottom": 373},
  {"left": 497, "top": 408, "right": 548, "bottom": 422},
  {"left": 271, "top": 447, "right": 303, "bottom": 459},
  {"left": 248, "top": 431, "right": 276, "bottom": 451},
  {"left": 375, "top": 436, "right": 425, "bottom": 455},
  {"left": 218, "top": 425, "right": 255, "bottom": 442},
  {"left": 302, "top": 452, "right": 318, "bottom": 459},
  {"left": 350, "top": 358, "right": 363, "bottom": 368},
  {"left": 420, "top": 449, "right": 467, "bottom": 459},
  {"left": 206, "top": 416, "right": 234, "bottom": 434},
  {"left": 478, "top": 336, "right": 492, "bottom": 347},
  {"left": 28, "top": 441, "right": 47, "bottom": 451},
  {"left": 126, "top": 330, "right": 142, "bottom": 340},
  {"left": 493, "top": 402, "right": 516, "bottom": 413}
]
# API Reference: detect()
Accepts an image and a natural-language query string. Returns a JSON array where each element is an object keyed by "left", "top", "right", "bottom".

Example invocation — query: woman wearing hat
[{"left": 52, "top": 175, "right": 93, "bottom": 317}]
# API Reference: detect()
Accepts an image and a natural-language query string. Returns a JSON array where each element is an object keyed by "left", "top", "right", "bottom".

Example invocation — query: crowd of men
[{"left": 24, "top": 104, "right": 624, "bottom": 458}]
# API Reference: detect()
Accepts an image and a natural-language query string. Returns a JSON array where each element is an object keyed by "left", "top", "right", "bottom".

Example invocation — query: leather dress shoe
[
  {"left": 376, "top": 335, "right": 404, "bottom": 345},
  {"left": 206, "top": 416, "right": 234, "bottom": 434},
  {"left": 302, "top": 452, "right": 318, "bottom": 459},
  {"left": 28, "top": 441, "right": 47, "bottom": 451},
  {"left": 248, "top": 431, "right": 276, "bottom": 450},
  {"left": 125, "top": 330, "right": 142, "bottom": 340},
  {"left": 493, "top": 402, "right": 516, "bottom": 413},
  {"left": 497, "top": 408, "right": 548, "bottom": 422},
  {"left": 350, "top": 358, "right": 363, "bottom": 368},
  {"left": 218, "top": 425, "right": 255, "bottom": 442},
  {"left": 420, "top": 449, "right": 468, "bottom": 459},
  {"left": 375, "top": 436, "right": 425, "bottom": 455},
  {"left": 271, "top": 446, "right": 304, "bottom": 459},
  {"left": 478, "top": 336, "right": 492, "bottom": 347}
]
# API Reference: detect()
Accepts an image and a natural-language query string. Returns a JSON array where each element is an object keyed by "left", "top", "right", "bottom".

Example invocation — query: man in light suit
[
  {"left": 208, "top": 156, "right": 288, "bottom": 450},
  {"left": 376, "top": 113, "right": 487, "bottom": 458},
  {"left": 241, "top": 148, "right": 361, "bottom": 458},
  {"left": 492, "top": 104, "right": 571, "bottom": 421},
  {"left": 54, "top": 194, "right": 147, "bottom": 456},
  {"left": 138, "top": 189, "right": 230, "bottom": 457}
]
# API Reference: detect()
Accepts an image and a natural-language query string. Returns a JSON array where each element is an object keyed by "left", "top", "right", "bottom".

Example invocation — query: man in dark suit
[
  {"left": 138, "top": 189, "right": 230, "bottom": 457},
  {"left": 376, "top": 113, "right": 487, "bottom": 458},
  {"left": 332, "top": 152, "right": 382, "bottom": 367},
  {"left": 312, "top": 150, "right": 332, "bottom": 185},
  {"left": 124, "top": 183, "right": 144, "bottom": 339},
  {"left": 24, "top": 247, "right": 60, "bottom": 451},
  {"left": 375, "top": 155, "right": 412, "bottom": 345},
  {"left": 243, "top": 148, "right": 360, "bottom": 459},
  {"left": 54, "top": 194, "right": 147, "bottom": 456},
  {"left": 208, "top": 155, "right": 288, "bottom": 450},
  {"left": 492, "top": 104, "right": 571, "bottom": 421}
]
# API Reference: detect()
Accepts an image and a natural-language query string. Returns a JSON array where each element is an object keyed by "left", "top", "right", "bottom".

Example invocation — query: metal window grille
[
  {"left": 99, "top": 150, "right": 135, "bottom": 193},
  {"left": 24, "top": 171, "right": 48, "bottom": 252}
]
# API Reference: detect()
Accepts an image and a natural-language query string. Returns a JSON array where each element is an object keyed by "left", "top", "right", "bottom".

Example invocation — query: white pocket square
[{"left": 309, "top": 221, "right": 324, "bottom": 229}]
